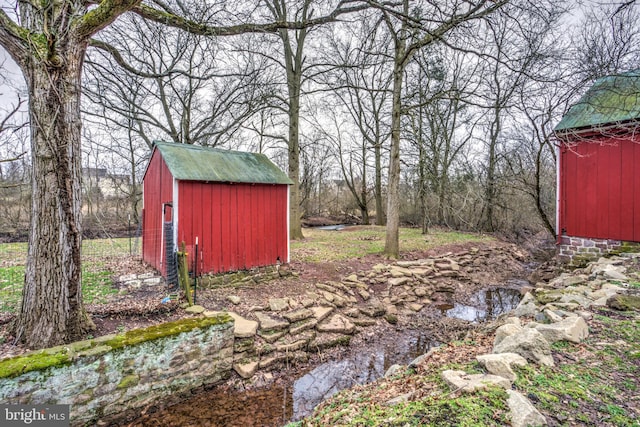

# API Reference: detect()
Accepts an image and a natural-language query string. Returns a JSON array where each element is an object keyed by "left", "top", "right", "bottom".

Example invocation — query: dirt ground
[
  {"left": 0, "top": 237, "right": 538, "bottom": 359},
  {"left": 0, "top": 234, "right": 562, "bottom": 426}
]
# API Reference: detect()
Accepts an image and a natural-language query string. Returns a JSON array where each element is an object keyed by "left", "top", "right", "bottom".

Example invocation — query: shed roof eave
[
  {"left": 554, "top": 118, "right": 640, "bottom": 141},
  {"left": 150, "top": 141, "right": 293, "bottom": 185}
]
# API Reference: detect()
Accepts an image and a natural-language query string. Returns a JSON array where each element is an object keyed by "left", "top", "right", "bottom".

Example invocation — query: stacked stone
[{"left": 192, "top": 246, "right": 529, "bottom": 380}]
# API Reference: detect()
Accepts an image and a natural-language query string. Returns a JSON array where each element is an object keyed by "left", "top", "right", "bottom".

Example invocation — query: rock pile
[
  {"left": 183, "top": 245, "right": 526, "bottom": 381},
  {"left": 430, "top": 254, "right": 638, "bottom": 427}
]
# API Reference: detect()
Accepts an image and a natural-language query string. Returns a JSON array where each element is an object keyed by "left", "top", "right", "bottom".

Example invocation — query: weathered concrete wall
[
  {"left": 557, "top": 236, "right": 640, "bottom": 266},
  {"left": 0, "top": 315, "right": 234, "bottom": 426}
]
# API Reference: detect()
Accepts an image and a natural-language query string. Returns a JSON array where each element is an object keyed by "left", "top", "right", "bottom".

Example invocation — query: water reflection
[
  {"left": 127, "top": 385, "right": 292, "bottom": 427},
  {"left": 291, "top": 333, "right": 438, "bottom": 420},
  {"left": 292, "top": 352, "right": 382, "bottom": 419},
  {"left": 444, "top": 288, "right": 522, "bottom": 322},
  {"left": 125, "top": 288, "right": 521, "bottom": 426}
]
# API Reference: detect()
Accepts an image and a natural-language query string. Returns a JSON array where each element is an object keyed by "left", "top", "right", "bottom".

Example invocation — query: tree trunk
[
  {"left": 285, "top": 54, "right": 304, "bottom": 240},
  {"left": 13, "top": 45, "right": 95, "bottom": 348},
  {"left": 384, "top": 59, "right": 404, "bottom": 258},
  {"left": 277, "top": 4, "right": 307, "bottom": 241},
  {"left": 360, "top": 144, "right": 369, "bottom": 225},
  {"left": 483, "top": 108, "right": 500, "bottom": 232},
  {"left": 288, "top": 109, "right": 304, "bottom": 240},
  {"left": 374, "top": 141, "right": 385, "bottom": 225}
]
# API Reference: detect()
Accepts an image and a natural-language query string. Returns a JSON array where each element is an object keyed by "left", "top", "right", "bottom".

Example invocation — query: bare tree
[
  {"left": 367, "top": 0, "right": 507, "bottom": 258},
  {"left": 0, "top": 0, "right": 366, "bottom": 349},
  {"left": 84, "top": 16, "right": 273, "bottom": 148},
  {"left": 321, "top": 11, "right": 392, "bottom": 225},
  {"left": 473, "top": 3, "right": 561, "bottom": 232},
  {"left": 404, "top": 46, "right": 478, "bottom": 232}
]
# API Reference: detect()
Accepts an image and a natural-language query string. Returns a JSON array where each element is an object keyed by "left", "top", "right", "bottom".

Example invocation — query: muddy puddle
[
  {"left": 441, "top": 287, "right": 523, "bottom": 323},
  {"left": 127, "top": 287, "right": 522, "bottom": 427}
]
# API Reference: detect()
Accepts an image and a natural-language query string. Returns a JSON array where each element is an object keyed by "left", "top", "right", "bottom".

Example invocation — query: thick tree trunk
[
  {"left": 286, "top": 63, "right": 304, "bottom": 240},
  {"left": 384, "top": 62, "right": 403, "bottom": 258},
  {"left": 13, "top": 45, "right": 95, "bottom": 348}
]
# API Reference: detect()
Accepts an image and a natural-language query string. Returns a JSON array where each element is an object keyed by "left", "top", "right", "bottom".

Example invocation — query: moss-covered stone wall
[{"left": 0, "top": 314, "right": 234, "bottom": 426}]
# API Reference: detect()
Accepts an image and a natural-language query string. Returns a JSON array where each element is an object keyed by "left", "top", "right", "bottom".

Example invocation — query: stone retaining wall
[
  {"left": 0, "top": 315, "right": 234, "bottom": 426},
  {"left": 557, "top": 235, "right": 640, "bottom": 266}
]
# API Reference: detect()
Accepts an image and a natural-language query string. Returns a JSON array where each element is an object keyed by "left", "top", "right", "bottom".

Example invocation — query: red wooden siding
[
  {"left": 176, "top": 182, "right": 289, "bottom": 274},
  {"left": 560, "top": 135, "right": 640, "bottom": 242},
  {"left": 142, "top": 151, "right": 175, "bottom": 274}
]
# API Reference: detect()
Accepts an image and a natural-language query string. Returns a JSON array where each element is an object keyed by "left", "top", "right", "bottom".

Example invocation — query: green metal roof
[
  {"left": 153, "top": 141, "right": 292, "bottom": 185},
  {"left": 555, "top": 69, "right": 640, "bottom": 132}
]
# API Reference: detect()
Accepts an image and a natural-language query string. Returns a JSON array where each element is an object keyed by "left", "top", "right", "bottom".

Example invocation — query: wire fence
[{"left": 0, "top": 234, "right": 143, "bottom": 314}]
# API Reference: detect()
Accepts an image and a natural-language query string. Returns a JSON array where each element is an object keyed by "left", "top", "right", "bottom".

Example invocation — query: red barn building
[
  {"left": 142, "top": 142, "right": 292, "bottom": 276},
  {"left": 555, "top": 70, "right": 640, "bottom": 263}
]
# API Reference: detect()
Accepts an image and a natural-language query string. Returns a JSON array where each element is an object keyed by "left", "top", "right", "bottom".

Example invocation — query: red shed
[
  {"left": 555, "top": 70, "right": 640, "bottom": 262},
  {"left": 142, "top": 142, "right": 292, "bottom": 276}
]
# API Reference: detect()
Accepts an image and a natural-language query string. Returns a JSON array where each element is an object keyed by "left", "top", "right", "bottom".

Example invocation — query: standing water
[
  {"left": 127, "top": 287, "right": 522, "bottom": 426},
  {"left": 443, "top": 287, "right": 523, "bottom": 323}
]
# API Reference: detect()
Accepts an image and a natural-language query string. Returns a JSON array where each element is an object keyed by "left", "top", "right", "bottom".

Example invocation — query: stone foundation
[
  {"left": 0, "top": 315, "right": 234, "bottom": 426},
  {"left": 557, "top": 235, "right": 640, "bottom": 266}
]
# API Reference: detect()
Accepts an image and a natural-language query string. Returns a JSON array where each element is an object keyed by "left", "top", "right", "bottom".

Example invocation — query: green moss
[
  {"left": 117, "top": 374, "right": 139, "bottom": 389},
  {"left": 570, "top": 254, "right": 596, "bottom": 268},
  {"left": 103, "top": 314, "right": 232, "bottom": 350},
  {"left": 0, "top": 349, "right": 71, "bottom": 379},
  {"left": 0, "top": 314, "right": 232, "bottom": 379}
]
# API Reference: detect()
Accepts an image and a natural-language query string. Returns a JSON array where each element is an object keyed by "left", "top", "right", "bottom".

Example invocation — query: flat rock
[
  {"left": 310, "top": 306, "right": 334, "bottom": 322},
  {"left": 607, "top": 294, "right": 640, "bottom": 311},
  {"left": 372, "top": 263, "right": 388, "bottom": 273},
  {"left": 603, "top": 269, "right": 629, "bottom": 281},
  {"left": 257, "top": 329, "right": 287, "bottom": 343},
  {"left": 359, "top": 299, "right": 386, "bottom": 318},
  {"left": 408, "top": 303, "right": 424, "bottom": 312},
  {"left": 543, "top": 309, "right": 564, "bottom": 323},
  {"left": 396, "top": 260, "right": 420, "bottom": 267},
  {"left": 226, "top": 295, "right": 241, "bottom": 305},
  {"left": 441, "top": 370, "right": 511, "bottom": 392},
  {"left": 414, "top": 287, "right": 429, "bottom": 297},
  {"left": 233, "top": 361, "right": 259, "bottom": 379},
  {"left": 317, "top": 314, "right": 356, "bottom": 334},
  {"left": 308, "top": 333, "right": 351, "bottom": 352},
  {"left": 558, "top": 293, "right": 593, "bottom": 308},
  {"left": 535, "top": 316, "right": 589, "bottom": 343},
  {"left": 388, "top": 277, "right": 410, "bottom": 286},
  {"left": 507, "top": 390, "right": 547, "bottom": 427},
  {"left": 408, "top": 268, "right": 431, "bottom": 276},
  {"left": 227, "top": 311, "right": 259, "bottom": 338},
  {"left": 254, "top": 312, "right": 289, "bottom": 331},
  {"left": 494, "top": 323, "right": 523, "bottom": 347},
  {"left": 276, "top": 338, "right": 311, "bottom": 353},
  {"left": 185, "top": 304, "right": 205, "bottom": 314},
  {"left": 493, "top": 328, "right": 554, "bottom": 367},
  {"left": 289, "top": 318, "right": 317, "bottom": 335},
  {"left": 268, "top": 298, "right": 290, "bottom": 312},
  {"left": 358, "top": 289, "right": 371, "bottom": 300},
  {"left": 282, "top": 308, "right": 314, "bottom": 323},
  {"left": 344, "top": 274, "right": 359, "bottom": 283},
  {"left": 476, "top": 353, "right": 528, "bottom": 382},
  {"left": 390, "top": 266, "right": 413, "bottom": 277},
  {"left": 352, "top": 317, "right": 377, "bottom": 327}
]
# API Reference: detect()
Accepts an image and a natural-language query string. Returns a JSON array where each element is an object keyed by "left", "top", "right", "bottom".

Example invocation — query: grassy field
[
  {"left": 0, "top": 237, "right": 134, "bottom": 313},
  {"left": 291, "top": 226, "right": 490, "bottom": 262},
  {"left": 0, "top": 228, "right": 489, "bottom": 313}
]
